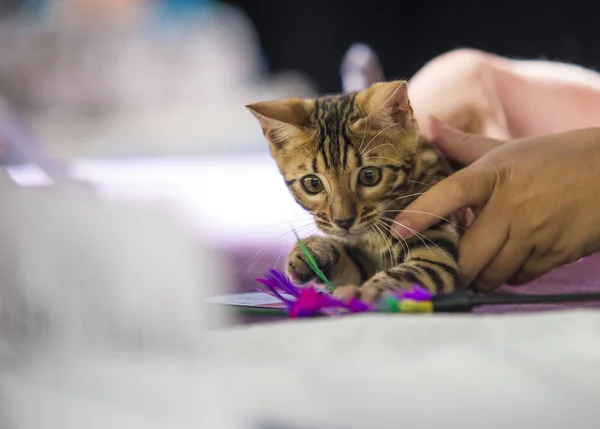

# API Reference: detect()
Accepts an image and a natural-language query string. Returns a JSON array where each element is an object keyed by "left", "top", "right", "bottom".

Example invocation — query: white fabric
[
  {"left": 3, "top": 311, "right": 600, "bottom": 428},
  {"left": 0, "top": 185, "right": 230, "bottom": 355},
  {"left": 2, "top": 159, "right": 600, "bottom": 428}
]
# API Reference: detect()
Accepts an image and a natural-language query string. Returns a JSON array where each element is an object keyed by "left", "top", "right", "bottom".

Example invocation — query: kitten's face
[{"left": 247, "top": 81, "right": 419, "bottom": 241}]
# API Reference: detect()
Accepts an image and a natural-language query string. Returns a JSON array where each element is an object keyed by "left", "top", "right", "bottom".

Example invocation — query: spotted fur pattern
[{"left": 247, "top": 80, "right": 467, "bottom": 303}]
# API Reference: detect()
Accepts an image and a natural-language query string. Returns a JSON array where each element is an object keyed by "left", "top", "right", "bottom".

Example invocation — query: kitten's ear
[
  {"left": 362, "top": 80, "right": 413, "bottom": 129},
  {"left": 246, "top": 99, "right": 311, "bottom": 150}
]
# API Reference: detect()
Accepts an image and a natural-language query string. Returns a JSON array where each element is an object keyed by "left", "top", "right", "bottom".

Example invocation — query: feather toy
[{"left": 252, "top": 233, "right": 600, "bottom": 318}]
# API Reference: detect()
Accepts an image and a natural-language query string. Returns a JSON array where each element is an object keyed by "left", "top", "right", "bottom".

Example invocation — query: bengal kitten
[{"left": 246, "top": 80, "right": 465, "bottom": 303}]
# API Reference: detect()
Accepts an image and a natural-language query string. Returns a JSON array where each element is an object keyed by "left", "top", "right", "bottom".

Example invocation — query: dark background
[{"left": 224, "top": 0, "right": 600, "bottom": 94}]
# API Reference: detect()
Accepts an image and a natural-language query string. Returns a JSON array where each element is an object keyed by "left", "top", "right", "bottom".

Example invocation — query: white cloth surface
[
  {"left": 2, "top": 158, "right": 600, "bottom": 428},
  {"left": 3, "top": 311, "right": 600, "bottom": 429}
]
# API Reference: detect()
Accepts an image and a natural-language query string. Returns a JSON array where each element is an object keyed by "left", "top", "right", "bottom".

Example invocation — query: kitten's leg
[
  {"left": 359, "top": 223, "right": 460, "bottom": 303},
  {"left": 286, "top": 236, "right": 365, "bottom": 287}
]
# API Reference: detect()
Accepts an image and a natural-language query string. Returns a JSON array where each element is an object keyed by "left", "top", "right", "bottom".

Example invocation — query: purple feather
[
  {"left": 255, "top": 269, "right": 375, "bottom": 317},
  {"left": 394, "top": 284, "right": 432, "bottom": 301},
  {"left": 255, "top": 270, "right": 436, "bottom": 317},
  {"left": 255, "top": 269, "right": 301, "bottom": 298},
  {"left": 346, "top": 298, "right": 374, "bottom": 312},
  {"left": 289, "top": 287, "right": 342, "bottom": 317}
]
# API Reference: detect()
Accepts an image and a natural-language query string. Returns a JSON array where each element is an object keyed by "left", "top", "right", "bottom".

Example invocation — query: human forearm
[{"left": 408, "top": 49, "right": 600, "bottom": 141}]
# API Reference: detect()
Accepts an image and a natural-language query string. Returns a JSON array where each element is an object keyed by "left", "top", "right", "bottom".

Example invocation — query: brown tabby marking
[{"left": 246, "top": 80, "right": 466, "bottom": 303}]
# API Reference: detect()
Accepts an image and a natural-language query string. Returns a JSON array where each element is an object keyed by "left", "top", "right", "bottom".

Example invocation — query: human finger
[
  {"left": 456, "top": 201, "right": 509, "bottom": 287},
  {"left": 394, "top": 166, "right": 494, "bottom": 238},
  {"left": 428, "top": 116, "right": 505, "bottom": 165},
  {"left": 471, "top": 232, "right": 533, "bottom": 292},
  {"left": 506, "top": 254, "right": 562, "bottom": 286}
]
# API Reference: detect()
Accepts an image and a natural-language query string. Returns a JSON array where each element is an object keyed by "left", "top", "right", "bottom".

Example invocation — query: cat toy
[
  {"left": 253, "top": 232, "right": 600, "bottom": 318},
  {"left": 254, "top": 230, "right": 449, "bottom": 317}
]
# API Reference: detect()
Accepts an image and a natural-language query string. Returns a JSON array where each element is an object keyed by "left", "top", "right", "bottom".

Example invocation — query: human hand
[{"left": 394, "top": 118, "right": 600, "bottom": 291}]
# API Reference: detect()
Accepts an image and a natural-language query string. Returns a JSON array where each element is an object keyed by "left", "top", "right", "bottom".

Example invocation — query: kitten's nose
[{"left": 333, "top": 216, "right": 356, "bottom": 230}]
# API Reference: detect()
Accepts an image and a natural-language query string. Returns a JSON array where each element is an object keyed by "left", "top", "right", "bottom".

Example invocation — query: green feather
[
  {"left": 293, "top": 229, "right": 335, "bottom": 292},
  {"left": 377, "top": 294, "right": 399, "bottom": 313}
]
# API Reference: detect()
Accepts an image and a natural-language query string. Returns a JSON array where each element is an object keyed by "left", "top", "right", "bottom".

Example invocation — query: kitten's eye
[
  {"left": 301, "top": 175, "right": 324, "bottom": 194},
  {"left": 358, "top": 167, "right": 382, "bottom": 186}
]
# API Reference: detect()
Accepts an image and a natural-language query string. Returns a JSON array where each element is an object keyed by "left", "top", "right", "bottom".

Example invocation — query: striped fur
[{"left": 247, "top": 80, "right": 468, "bottom": 301}]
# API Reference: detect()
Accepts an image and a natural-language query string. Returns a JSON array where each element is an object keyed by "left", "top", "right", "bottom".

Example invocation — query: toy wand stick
[{"left": 432, "top": 290, "right": 600, "bottom": 312}]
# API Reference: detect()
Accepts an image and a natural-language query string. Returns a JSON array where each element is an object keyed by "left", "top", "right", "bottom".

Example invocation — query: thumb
[
  {"left": 393, "top": 166, "right": 495, "bottom": 238},
  {"left": 428, "top": 116, "right": 505, "bottom": 165}
]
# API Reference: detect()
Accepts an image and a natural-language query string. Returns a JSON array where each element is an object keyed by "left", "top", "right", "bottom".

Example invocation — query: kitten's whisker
[
  {"left": 388, "top": 223, "right": 412, "bottom": 260},
  {"left": 384, "top": 228, "right": 396, "bottom": 270},
  {"left": 244, "top": 222, "right": 316, "bottom": 277},
  {"left": 273, "top": 251, "right": 286, "bottom": 272},
  {"left": 376, "top": 227, "right": 388, "bottom": 269},
  {"left": 388, "top": 219, "right": 434, "bottom": 260},
  {"left": 244, "top": 247, "right": 269, "bottom": 276},
  {"left": 358, "top": 116, "right": 371, "bottom": 152},
  {"left": 292, "top": 225, "right": 322, "bottom": 245},
  {"left": 295, "top": 130, "right": 318, "bottom": 146},
  {"left": 242, "top": 245, "right": 266, "bottom": 268},
  {"left": 251, "top": 217, "right": 315, "bottom": 232},
  {"left": 378, "top": 222, "right": 397, "bottom": 269},
  {"left": 289, "top": 132, "right": 318, "bottom": 163},
  {"left": 248, "top": 223, "right": 317, "bottom": 276},
  {"left": 365, "top": 97, "right": 399, "bottom": 124},
  {"left": 362, "top": 143, "right": 397, "bottom": 157},
  {"left": 388, "top": 209, "right": 466, "bottom": 233},
  {"left": 406, "top": 179, "right": 431, "bottom": 187},
  {"left": 382, "top": 216, "right": 455, "bottom": 264},
  {"left": 298, "top": 131, "right": 318, "bottom": 159},
  {"left": 366, "top": 155, "right": 403, "bottom": 164},
  {"left": 375, "top": 218, "right": 404, "bottom": 266},
  {"left": 392, "top": 192, "right": 431, "bottom": 201},
  {"left": 366, "top": 230, "right": 375, "bottom": 254},
  {"left": 239, "top": 219, "right": 310, "bottom": 268},
  {"left": 360, "top": 123, "right": 398, "bottom": 156},
  {"left": 373, "top": 224, "right": 391, "bottom": 269},
  {"left": 296, "top": 225, "right": 319, "bottom": 238},
  {"left": 281, "top": 223, "right": 316, "bottom": 239},
  {"left": 404, "top": 180, "right": 434, "bottom": 195},
  {"left": 293, "top": 152, "right": 314, "bottom": 164},
  {"left": 265, "top": 223, "right": 317, "bottom": 246},
  {"left": 383, "top": 223, "right": 398, "bottom": 268},
  {"left": 284, "top": 222, "right": 317, "bottom": 235},
  {"left": 371, "top": 224, "right": 385, "bottom": 267}
]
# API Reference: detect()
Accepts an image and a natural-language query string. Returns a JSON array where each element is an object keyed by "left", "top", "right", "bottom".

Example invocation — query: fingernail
[{"left": 394, "top": 218, "right": 414, "bottom": 239}]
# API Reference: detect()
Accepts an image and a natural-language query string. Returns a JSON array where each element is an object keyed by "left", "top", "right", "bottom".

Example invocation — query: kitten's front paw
[
  {"left": 286, "top": 235, "right": 340, "bottom": 285},
  {"left": 333, "top": 277, "right": 408, "bottom": 305},
  {"left": 359, "top": 271, "right": 414, "bottom": 304},
  {"left": 332, "top": 285, "right": 360, "bottom": 302}
]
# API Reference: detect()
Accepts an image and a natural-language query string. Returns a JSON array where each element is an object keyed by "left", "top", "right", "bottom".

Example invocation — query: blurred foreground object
[
  {"left": 0, "top": 0, "right": 315, "bottom": 158},
  {"left": 0, "top": 180, "right": 237, "bottom": 427},
  {"left": 0, "top": 184, "right": 231, "bottom": 356}
]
